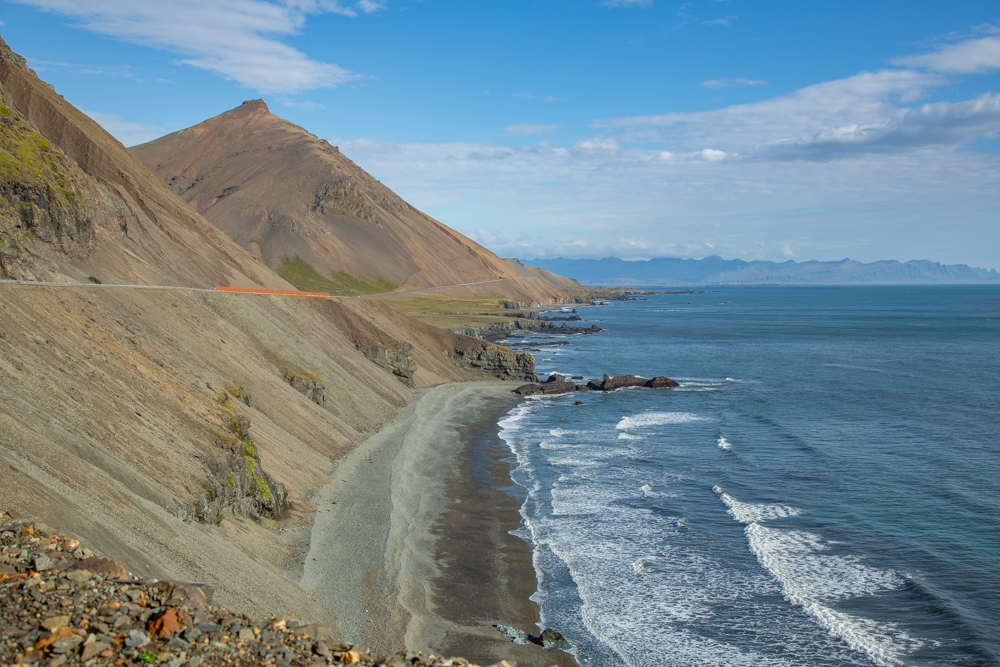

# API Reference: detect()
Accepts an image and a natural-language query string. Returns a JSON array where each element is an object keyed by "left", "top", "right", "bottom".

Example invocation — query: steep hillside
[
  {"left": 130, "top": 100, "right": 577, "bottom": 302},
  {"left": 0, "top": 34, "right": 534, "bottom": 629}
]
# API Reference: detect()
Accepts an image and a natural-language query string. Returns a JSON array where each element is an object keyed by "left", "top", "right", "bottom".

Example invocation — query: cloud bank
[
  {"left": 334, "top": 31, "right": 1000, "bottom": 267},
  {"left": 10, "top": 0, "right": 375, "bottom": 94}
]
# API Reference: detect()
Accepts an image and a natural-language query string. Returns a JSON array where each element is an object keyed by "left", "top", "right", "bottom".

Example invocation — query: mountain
[
  {"left": 528, "top": 256, "right": 1000, "bottom": 286},
  {"left": 130, "top": 100, "right": 578, "bottom": 302},
  {"left": 0, "top": 34, "right": 535, "bottom": 624}
]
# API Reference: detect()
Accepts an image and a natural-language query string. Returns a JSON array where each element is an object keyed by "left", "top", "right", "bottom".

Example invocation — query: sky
[{"left": 1, "top": 1, "right": 999, "bottom": 269}]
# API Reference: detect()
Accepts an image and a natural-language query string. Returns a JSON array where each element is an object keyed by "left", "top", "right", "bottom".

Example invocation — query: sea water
[{"left": 497, "top": 286, "right": 1000, "bottom": 667}]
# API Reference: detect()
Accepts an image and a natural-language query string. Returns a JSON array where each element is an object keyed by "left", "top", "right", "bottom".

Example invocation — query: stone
[
  {"left": 148, "top": 608, "right": 182, "bottom": 637},
  {"left": 539, "top": 627, "right": 569, "bottom": 650},
  {"left": 296, "top": 624, "right": 332, "bottom": 639},
  {"left": 64, "top": 569, "right": 92, "bottom": 582},
  {"left": 32, "top": 553, "right": 52, "bottom": 571},
  {"left": 49, "top": 633, "right": 84, "bottom": 654},
  {"left": 41, "top": 615, "right": 71, "bottom": 631},
  {"left": 80, "top": 641, "right": 111, "bottom": 661},
  {"left": 64, "top": 557, "right": 130, "bottom": 580},
  {"left": 238, "top": 627, "right": 256, "bottom": 641},
  {"left": 125, "top": 629, "right": 149, "bottom": 647},
  {"left": 155, "top": 580, "right": 213, "bottom": 608},
  {"left": 645, "top": 376, "right": 680, "bottom": 388}
]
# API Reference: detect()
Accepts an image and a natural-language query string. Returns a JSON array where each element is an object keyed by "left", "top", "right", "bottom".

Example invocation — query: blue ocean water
[{"left": 498, "top": 286, "right": 1000, "bottom": 667}]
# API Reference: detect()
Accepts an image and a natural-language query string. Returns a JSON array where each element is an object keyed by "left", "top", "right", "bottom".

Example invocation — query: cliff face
[
  {"left": 130, "top": 101, "right": 576, "bottom": 303},
  {"left": 0, "top": 35, "right": 531, "bottom": 626}
]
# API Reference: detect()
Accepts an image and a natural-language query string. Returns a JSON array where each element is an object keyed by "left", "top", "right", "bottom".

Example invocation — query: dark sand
[
  {"left": 429, "top": 396, "right": 579, "bottom": 667},
  {"left": 301, "top": 383, "right": 577, "bottom": 666}
]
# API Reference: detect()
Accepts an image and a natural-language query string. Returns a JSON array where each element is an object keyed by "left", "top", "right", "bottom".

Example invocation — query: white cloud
[
  {"left": 334, "top": 31, "right": 1000, "bottom": 268},
  {"left": 336, "top": 137, "right": 399, "bottom": 154},
  {"left": 570, "top": 137, "right": 620, "bottom": 157},
  {"left": 503, "top": 122, "right": 563, "bottom": 137},
  {"left": 700, "top": 77, "right": 766, "bottom": 89},
  {"left": 604, "top": 69, "right": 948, "bottom": 155},
  {"left": 700, "top": 148, "right": 726, "bottom": 160},
  {"left": 81, "top": 108, "right": 170, "bottom": 146},
  {"left": 893, "top": 33, "right": 1000, "bottom": 74},
  {"left": 9, "top": 0, "right": 368, "bottom": 94},
  {"left": 760, "top": 93, "right": 1000, "bottom": 160},
  {"left": 703, "top": 15, "right": 736, "bottom": 27},
  {"left": 458, "top": 227, "right": 509, "bottom": 246},
  {"left": 281, "top": 99, "right": 327, "bottom": 109}
]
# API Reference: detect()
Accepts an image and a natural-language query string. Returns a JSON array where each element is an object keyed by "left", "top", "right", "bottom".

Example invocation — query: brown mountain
[
  {"left": 0, "top": 35, "right": 535, "bottom": 626},
  {"left": 130, "top": 100, "right": 578, "bottom": 302}
]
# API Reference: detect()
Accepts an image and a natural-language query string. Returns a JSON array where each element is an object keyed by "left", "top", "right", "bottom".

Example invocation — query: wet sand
[{"left": 301, "top": 382, "right": 577, "bottom": 666}]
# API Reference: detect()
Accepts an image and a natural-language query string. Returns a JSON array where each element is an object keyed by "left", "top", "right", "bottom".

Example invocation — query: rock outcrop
[
  {"left": 283, "top": 368, "right": 326, "bottom": 407},
  {"left": 587, "top": 374, "right": 680, "bottom": 391},
  {"left": 357, "top": 339, "right": 417, "bottom": 386},
  {"left": 517, "top": 373, "right": 680, "bottom": 395},
  {"left": 457, "top": 319, "right": 603, "bottom": 343},
  {"left": 192, "top": 391, "right": 289, "bottom": 524},
  {"left": 448, "top": 343, "right": 537, "bottom": 382}
]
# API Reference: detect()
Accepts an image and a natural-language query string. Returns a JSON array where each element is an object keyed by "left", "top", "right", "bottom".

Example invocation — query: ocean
[{"left": 497, "top": 286, "right": 1000, "bottom": 667}]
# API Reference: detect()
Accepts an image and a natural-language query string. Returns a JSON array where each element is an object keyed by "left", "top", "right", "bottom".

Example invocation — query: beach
[{"left": 302, "top": 382, "right": 577, "bottom": 667}]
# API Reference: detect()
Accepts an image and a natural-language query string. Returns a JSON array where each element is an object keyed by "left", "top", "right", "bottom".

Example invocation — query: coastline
[{"left": 301, "top": 382, "right": 576, "bottom": 666}]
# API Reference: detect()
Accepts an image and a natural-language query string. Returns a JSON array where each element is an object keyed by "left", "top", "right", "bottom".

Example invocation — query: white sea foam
[
  {"left": 616, "top": 412, "right": 706, "bottom": 430},
  {"left": 714, "top": 489, "right": 917, "bottom": 666},
  {"left": 618, "top": 432, "right": 643, "bottom": 441},
  {"left": 746, "top": 524, "right": 916, "bottom": 666},
  {"left": 718, "top": 436, "right": 733, "bottom": 452},
  {"left": 713, "top": 487, "right": 802, "bottom": 524}
]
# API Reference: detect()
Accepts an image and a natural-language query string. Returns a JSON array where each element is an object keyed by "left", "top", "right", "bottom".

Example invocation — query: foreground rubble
[{"left": 0, "top": 515, "right": 517, "bottom": 667}]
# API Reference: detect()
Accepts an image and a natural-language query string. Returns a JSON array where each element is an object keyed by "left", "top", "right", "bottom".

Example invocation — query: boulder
[
  {"left": 514, "top": 380, "right": 577, "bottom": 396},
  {"left": 64, "top": 557, "right": 131, "bottom": 581},
  {"left": 600, "top": 374, "right": 647, "bottom": 391},
  {"left": 646, "top": 376, "right": 680, "bottom": 388}
]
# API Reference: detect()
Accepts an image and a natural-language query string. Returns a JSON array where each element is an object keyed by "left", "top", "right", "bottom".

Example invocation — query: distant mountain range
[{"left": 526, "top": 256, "right": 1000, "bottom": 286}]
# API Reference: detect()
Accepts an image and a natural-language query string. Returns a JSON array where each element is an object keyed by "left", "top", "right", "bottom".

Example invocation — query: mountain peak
[{"left": 240, "top": 99, "right": 269, "bottom": 112}]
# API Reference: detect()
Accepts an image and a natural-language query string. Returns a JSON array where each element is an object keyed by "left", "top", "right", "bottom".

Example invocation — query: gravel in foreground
[{"left": 0, "top": 515, "right": 520, "bottom": 667}]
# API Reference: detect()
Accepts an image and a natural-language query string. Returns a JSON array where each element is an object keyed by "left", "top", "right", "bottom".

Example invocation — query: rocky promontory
[{"left": 514, "top": 373, "right": 680, "bottom": 395}]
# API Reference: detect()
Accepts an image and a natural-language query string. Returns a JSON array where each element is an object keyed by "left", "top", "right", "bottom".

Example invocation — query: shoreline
[{"left": 301, "top": 382, "right": 577, "bottom": 666}]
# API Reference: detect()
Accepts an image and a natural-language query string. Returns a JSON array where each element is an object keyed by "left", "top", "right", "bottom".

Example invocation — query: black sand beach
[{"left": 301, "top": 383, "right": 577, "bottom": 666}]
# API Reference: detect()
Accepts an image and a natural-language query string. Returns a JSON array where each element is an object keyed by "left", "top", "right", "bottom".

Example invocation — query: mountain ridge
[{"left": 528, "top": 256, "right": 1000, "bottom": 286}]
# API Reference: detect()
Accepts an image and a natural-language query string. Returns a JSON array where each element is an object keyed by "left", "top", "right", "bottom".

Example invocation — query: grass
[
  {"left": 276, "top": 255, "right": 398, "bottom": 296},
  {"left": 0, "top": 95, "right": 87, "bottom": 238},
  {"left": 282, "top": 365, "right": 323, "bottom": 383},
  {"left": 381, "top": 294, "right": 536, "bottom": 330}
]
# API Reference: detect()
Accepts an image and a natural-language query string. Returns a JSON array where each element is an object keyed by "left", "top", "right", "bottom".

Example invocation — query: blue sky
[{"left": 2, "top": 0, "right": 999, "bottom": 268}]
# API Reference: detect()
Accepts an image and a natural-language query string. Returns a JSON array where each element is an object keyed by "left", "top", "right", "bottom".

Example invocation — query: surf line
[{"left": 0, "top": 277, "right": 505, "bottom": 298}]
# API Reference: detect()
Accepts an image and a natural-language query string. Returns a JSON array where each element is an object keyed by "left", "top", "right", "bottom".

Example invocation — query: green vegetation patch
[
  {"left": 276, "top": 255, "right": 398, "bottom": 296},
  {"left": 381, "top": 294, "right": 535, "bottom": 330}
]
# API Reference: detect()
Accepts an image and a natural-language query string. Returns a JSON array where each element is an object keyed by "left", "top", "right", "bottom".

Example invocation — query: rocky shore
[
  {"left": 514, "top": 373, "right": 680, "bottom": 396},
  {"left": 0, "top": 515, "right": 523, "bottom": 667},
  {"left": 453, "top": 320, "right": 602, "bottom": 343}
]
